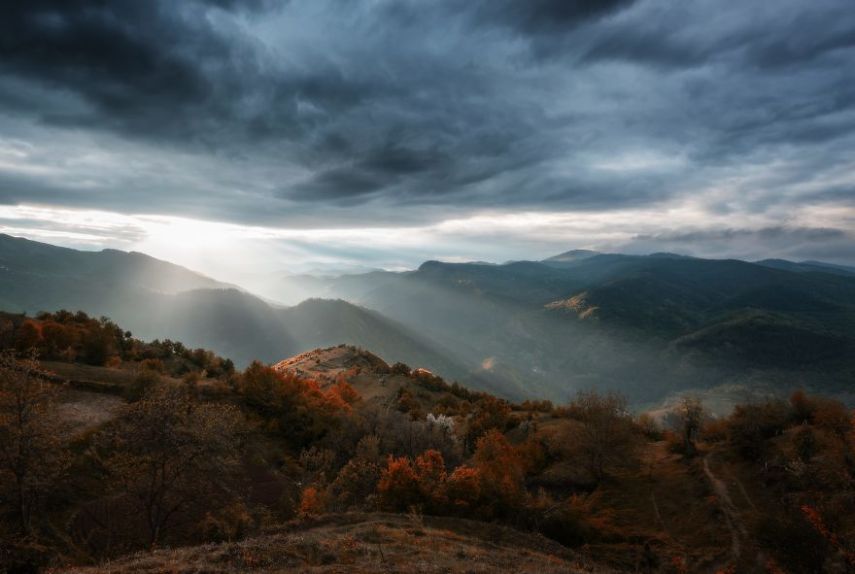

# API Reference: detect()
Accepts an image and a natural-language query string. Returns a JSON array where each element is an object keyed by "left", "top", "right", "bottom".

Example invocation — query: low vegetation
[{"left": 0, "top": 312, "right": 853, "bottom": 573}]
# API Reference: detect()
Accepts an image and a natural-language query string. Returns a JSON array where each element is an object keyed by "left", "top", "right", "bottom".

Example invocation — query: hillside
[
  {"left": 307, "top": 252, "right": 855, "bottom": 401},
  {"left": 4, "top": 233, "right": 855, "bottom": 404},
  {"left": 0, "top": 235, "right": 473, "bottom": 383},
  {"left": 65, "top": 513, "right": 610, "bottom": 574},
  {"left": 0, "top": 233, "right": 227, "bottom": 299},
  {"left": 756, "top": 258, "right": 855, "bottom": 277},
  {"left": 1, "top": 313, "right": 853, "bottom": 573}
]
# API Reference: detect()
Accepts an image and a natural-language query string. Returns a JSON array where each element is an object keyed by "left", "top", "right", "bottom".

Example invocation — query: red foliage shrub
[
  {"left": 298, "top": 486, "right": 325, "bottom": 518},
  {"left": 377, "top": 456, "right": 421, "bottom": 511}
]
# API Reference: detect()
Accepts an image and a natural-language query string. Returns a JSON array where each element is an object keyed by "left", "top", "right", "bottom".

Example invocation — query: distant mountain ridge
[
  {"left": 755, "top": 258, "right": 855, "bottom": 277},
  {"left": 3, "top": 233, "right": 854, "bottom": 402},
  {"left": 542, "top": 249, "right": 599, "bottom": 263},
  {"left": 0, "top": 234, "right": 471, "bottom": 382},
  {"left": 0, "top": 233, "right": 227, "bottom": 294},
  {"left": 303, "top": 250, "right": 855, "bottom": 401}
]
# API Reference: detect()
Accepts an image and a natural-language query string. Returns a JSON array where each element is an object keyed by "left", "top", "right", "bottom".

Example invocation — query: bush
[
  {"left": 200, "top": 501, "right": 253, "bottom": 542},
  {"left": 298, "top": 486, "right": 326, "bottom": 518},
  {"left": 728, "top": 400, "right": 790, "bottom": 459},
  {"left": 390, "top": 362, "right": 411, "bottom": 376},
  {"left": 752, "top": 509, "right": 829, "bottom": 572},
  {"left": 124, "top": 370, "right": 161, "bottom": 402}
]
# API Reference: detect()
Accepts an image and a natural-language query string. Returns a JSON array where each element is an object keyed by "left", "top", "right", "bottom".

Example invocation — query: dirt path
[
  {"left": 730, "top": 472, "right": 758, "bottom": 511},
  {"left": 702, "top": 454, "right": 749, "bottom": 562}
]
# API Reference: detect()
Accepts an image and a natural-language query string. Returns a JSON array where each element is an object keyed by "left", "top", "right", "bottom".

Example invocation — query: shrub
[
  {"left": 390, "top": 362, "right": 411, "bottom": 376},
  {"left": 378, "top": 456, "right": 420, "bottom": 511},
  {"left": 554, "top": 391, "right": 639, "bottom": 481},
  {"left": 728, "top": 400, "right": 790, "bottom": 459},
  {"left": 472, "top": 430, "right": 526, "bottom": 517},
  {"left": 298, "top": 486, "right": 326, "bottom": 518},
  {"left": 445, "top": 466, "right": 482, "bottom": 512},
  {"left": 124, "top": 370, "right": 161, "bottom": 402}
]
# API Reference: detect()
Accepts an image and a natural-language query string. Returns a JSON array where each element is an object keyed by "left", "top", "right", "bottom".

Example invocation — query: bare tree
[
  {"left": 100, "top": 384, "right": 244, "bottom": 546},
  {"left": 0, "top": 351, "right": 68, "bottom": 534},
  {"left": 560, "top": 391, "right": 639, "bottom": 483},
  {"left": 678, "top": 397, "right": 704, "bottom": 456}
]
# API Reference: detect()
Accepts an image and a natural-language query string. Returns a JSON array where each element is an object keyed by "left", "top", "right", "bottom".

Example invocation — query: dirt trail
[{"left": 702, "top": 454, "right": 749, "bottom": 562}]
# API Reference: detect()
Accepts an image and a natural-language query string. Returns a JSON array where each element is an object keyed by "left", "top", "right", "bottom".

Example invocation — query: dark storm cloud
[
  {"left": 0, "top": 0, "right": 320, "bottom": 159},
  {"left": 0, "top": 0, "right": 853, "bottom": 258},
  {"left": 481, "top": 0, "right": 636, "bottom": 32},
  {"left": 385, "top": 0, "right": 637, "bottom": 35},
  {"left": 580, "top": 1, "right": 855, "bottom": 71}
]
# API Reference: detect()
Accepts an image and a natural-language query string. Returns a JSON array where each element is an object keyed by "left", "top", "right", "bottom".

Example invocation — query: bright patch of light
[{"left": 1, "top": 202, "right": 854, "bottom": 294}]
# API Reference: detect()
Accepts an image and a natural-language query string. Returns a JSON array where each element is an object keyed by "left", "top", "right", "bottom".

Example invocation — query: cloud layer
[{"left": 0, "top": 0, "right": 854, "bottom": 271}]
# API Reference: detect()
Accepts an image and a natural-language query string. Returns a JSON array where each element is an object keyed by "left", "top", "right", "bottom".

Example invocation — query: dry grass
[
  {"left": 582, "top": 442, "right": 733, "bottom": 571},
  {"left": 41, "top": 361, "right": 140, "bottom": 389},
  {"left": 41, "top": 361, "right": 186, "bottom": 390},
  {"left": 60, "top": 513, "right": 619, "bottom": 574},
  {"left": 56, "top": 388, "right": 124, "bottom": 432}
]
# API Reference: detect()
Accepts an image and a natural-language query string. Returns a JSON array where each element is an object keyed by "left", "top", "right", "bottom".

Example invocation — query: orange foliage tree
[
  {"left": 377, "top": 455, "right": 420, "bottom": 511},
  {"left": 471, "top": 429, "right": 526, "bottom": 517},
  {"left": 298, "top": 486, "right": 326, "bottom": 518},
  {"left": 464, "top": 396, "right": 514, "bottom": 451},
  {"left": 445, "top": 466, "right": 482, "bottom": 512},
  {"left": 375, "top": 432, "right": 531, "bottom": 519},
  {"left": 237, "top": 362, "right": 357, "bottom": 447},
  {"left": 378, "top": 449, "right": 450, "bottom": 513}
]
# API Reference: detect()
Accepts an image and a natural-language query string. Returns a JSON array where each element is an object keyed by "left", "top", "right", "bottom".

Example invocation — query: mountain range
[
  {"left": 0, "top": 234, "right": 468, "bottom": 382},
  {"left": 2, "top": 233, "right": 854, "bottom": 403},
  {"left": 261, "top": 250, "right": 855, "bottom": 402}
]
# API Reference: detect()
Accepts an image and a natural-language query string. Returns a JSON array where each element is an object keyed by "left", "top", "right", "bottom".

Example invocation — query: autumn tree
[
  {"left": 298, "top": 486, "right": 326, "bottom": 518},
  {"left": 677, "top": 396, "right": 704, "bottom": 456},
  {"left": 464, "top": 395, "right": 514, "bottom": 452},
  {"left": 329, "top": 435, "right": 383, "bottom": 510},
  {"left": 727, "top": 400, "right": 790, "bottom": 459},
  {"left": 560, "top": 391, "right": 639, "bottom": 482},
  {"left": 377, "top": 455, "right": 420, "bottom": 511},
  {"left": 14, "top": 321, "right": 41, "bottom": 354},
  {"left": 810, "top": 397, "right": 852, "bottom": 438},
  {"left": 472, "top": 430, "right": 526, "bottom": 517},
  {"left": 445, "top": 466, "right": 482, "bottom": 513},
  {"left": 237, "top": 362, "right": 353, "bottom": 447},
  {"left": 0, "top": 352, "right": 68, "bottom": 534},
  {"left": 413, "top": 449, "right": 448, "bottom": 511},
  {"left": 100, "top": 384, "right": 244, "bottom": 546},
  {"left": 360, "top": 405, "right": 461, "bottom": 463},
  {"left": 377, "top": 449, "right": 450, "bottom": 513},
  {"left": 790, "top": 389, "right": 813, "bottom": 424}
]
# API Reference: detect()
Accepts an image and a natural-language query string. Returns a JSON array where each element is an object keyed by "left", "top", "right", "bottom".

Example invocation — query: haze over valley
[{"left": 3, "top": 232, "right": 854, "bottom": 408}]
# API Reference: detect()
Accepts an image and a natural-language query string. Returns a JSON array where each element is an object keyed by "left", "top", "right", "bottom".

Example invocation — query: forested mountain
[
  {"left": 0, "top": 235, "right": 469, "bottom": 380},
  {"left": 0, "top": 233, "right": 227, "bottom": 298},
  {"left": 3, "top": 233, "right": 854, "bottom": 403},
  {"left": 303, "top": 252, "right": 855, "bottom": 401}
]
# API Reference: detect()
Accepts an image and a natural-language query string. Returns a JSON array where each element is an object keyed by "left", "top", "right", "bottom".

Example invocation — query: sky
[{"left": 1, "top": 0, "right": 854, "bottom": 284}]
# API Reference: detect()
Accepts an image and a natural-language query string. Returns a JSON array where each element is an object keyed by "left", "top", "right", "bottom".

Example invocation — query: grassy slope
[{"left": 64, "top": 513, "right": 615, "bottom": 574}]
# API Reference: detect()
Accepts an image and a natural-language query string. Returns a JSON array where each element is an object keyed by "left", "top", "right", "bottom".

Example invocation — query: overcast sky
[{"left": 1, "top": 0, "right": 854, "bottom": 282}]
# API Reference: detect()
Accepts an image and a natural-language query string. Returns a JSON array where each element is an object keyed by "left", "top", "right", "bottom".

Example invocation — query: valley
[{"left": 3, "top": 234, "right": 854, "bottom": 406}]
